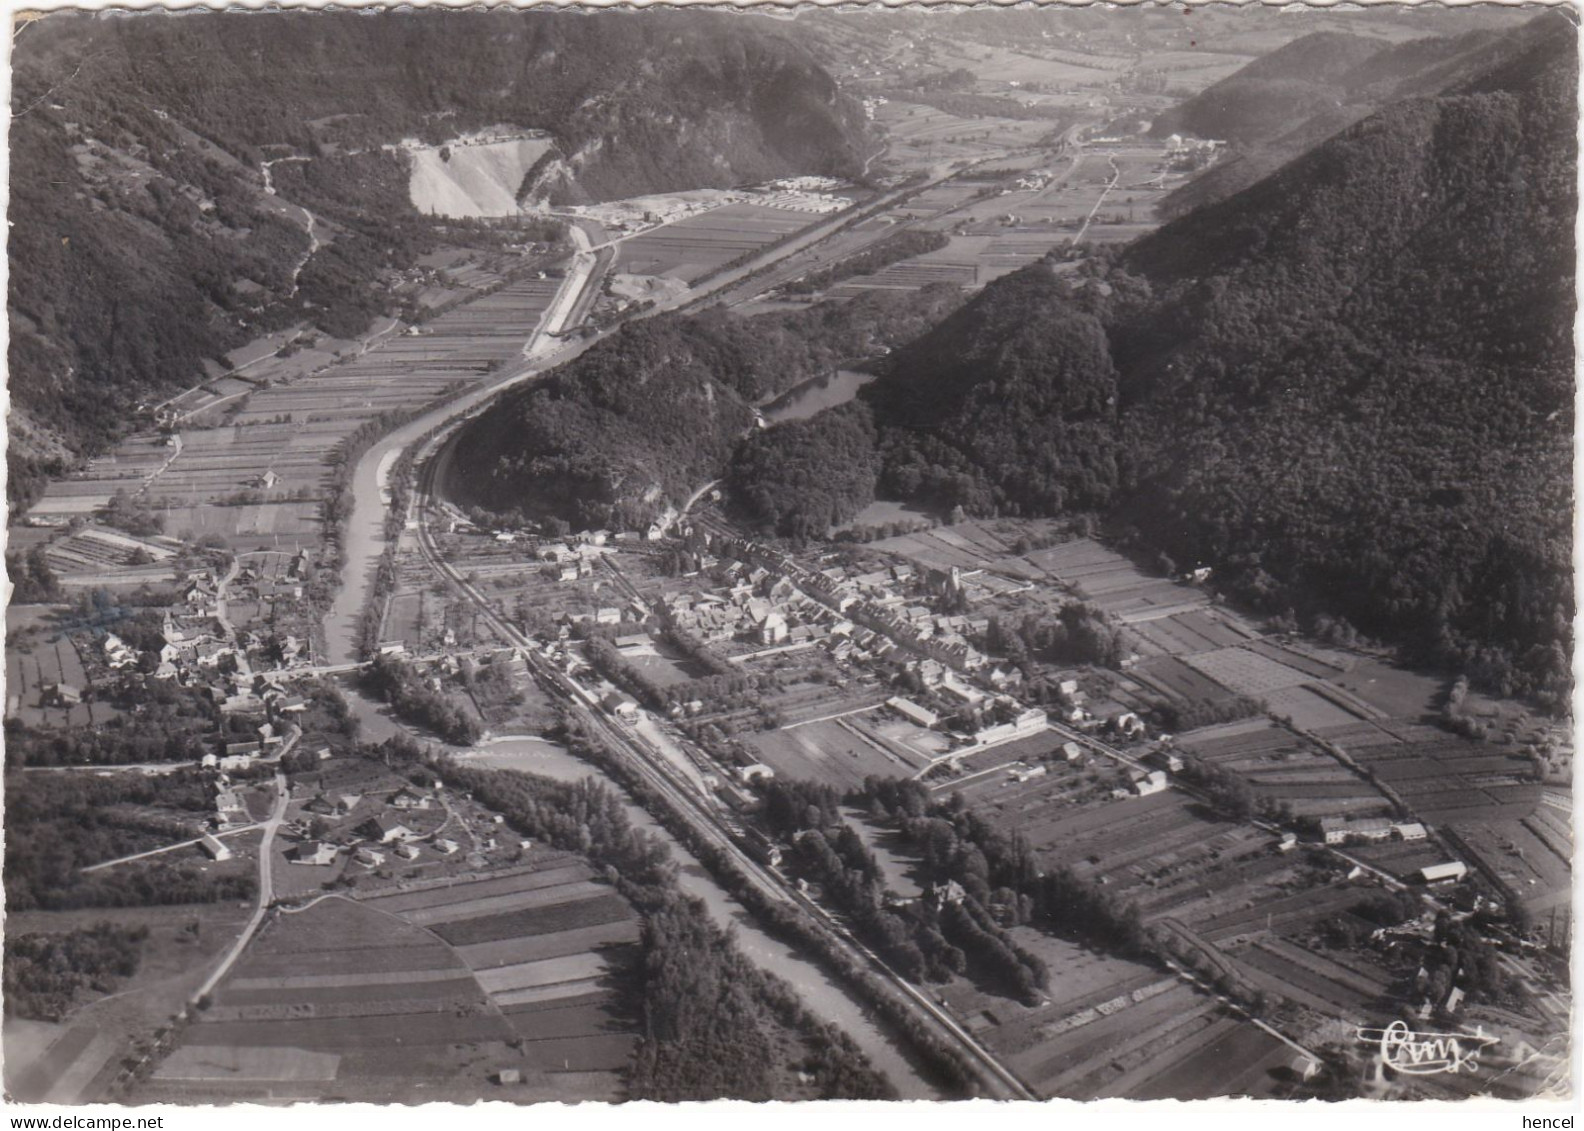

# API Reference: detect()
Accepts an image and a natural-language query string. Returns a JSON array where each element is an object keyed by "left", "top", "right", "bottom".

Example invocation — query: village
[
  {"left": 4, "top": 5, "right": 1572, "bottom": 1106},
  {"left": 328, "top": 486, "right": 1569, "bottom": 1100}
]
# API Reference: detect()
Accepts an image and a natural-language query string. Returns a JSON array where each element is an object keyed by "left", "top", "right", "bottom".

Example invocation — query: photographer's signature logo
[{"left": 1356, "top": 1020, "right": 1500, "bottom": 1075}]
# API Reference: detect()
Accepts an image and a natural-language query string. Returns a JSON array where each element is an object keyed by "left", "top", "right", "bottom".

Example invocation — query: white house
[
  {"left": 887, "top": 696, "right": 939, "bottom": 729},
  {"left": 1131, "top": 770, "right": 1168, "bottom": 796},
  {"left": 288, "top": 842, "right": 339, "bottom": 866},
  {"left": 198, "top": 834, "right": 233, "bottom": 861},
  {"left": 1420, "top": 861, "right": 1468, "bottom": 885}
]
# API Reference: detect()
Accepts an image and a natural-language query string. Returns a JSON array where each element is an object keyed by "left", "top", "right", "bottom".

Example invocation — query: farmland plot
[
  {"left": 403, "top": 880, "right": 615, "bottom": 928},
  {"left": 147, "top": 897, "right": 504, "bottom": 1102},
  {"left": 381, "top": 868, "right": 641, "bottom": 1087},
  {"left": 1182, "top": 648, "right": 1311, "bottom": 697},
  {"left": 1446, "top": 818, "right": 1572, "bottom": 913},
  {"left": 1133, "top": 655, "right": 1235, "bottom": 703},
  {"left": 872, "top": 100, "right": 1053, "bottom": 169},
  {"left": 748, "top": 716, "right": 920, "bottom": 789},
  {"left": 367, "top": 860, "right": 593, "bottom": 914},
  {"left": 619, "top": 205, "right": 814, "bottom": 283},
  {"left": 940, "top": 926, "right": 1283, "bottom": 1100},
  {"left": 147, "top": 851, "right": 643, "bottom": 1102}
]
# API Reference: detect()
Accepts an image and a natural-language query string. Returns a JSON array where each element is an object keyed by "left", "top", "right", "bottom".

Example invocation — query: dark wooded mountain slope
[
  {"left": 7, "top": 10, "right": 868, "bottom": 507},
  {"left": 867, "top": 17, "right": 1575, "bottom": 705},
  {"left": 446, "top": 317, "right": 759, "bottom": 534}
]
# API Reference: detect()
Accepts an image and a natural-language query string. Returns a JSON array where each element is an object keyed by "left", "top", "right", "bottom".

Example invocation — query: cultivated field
[
  {"left": 748, "top": 713, "right": 922, "bottom": 790},
  {"left": 1445, "top": 816, "right": 1570, "bottom": 915},
  {"left": 145, "top": 853, "right": 641, "bottom": 1103},
  {"left": 938, "top": 927, "right": 1290, "bottom": 1100},
  {"left": 617, "top": 204, "right": 817, "bottom": 283},
  {"left": 1019, "top": 538, "right": 1207, "bottom": 622},
  {"left": 1128, "top": 609, "right": 1256, "bottom": 657},
  {"left": 4, "top": 901, "right": 253, "bottom": 1104},
  {"left": 871, "top": 99, "right": 1052, "bottom": 169},
  {"left": 4, "top": 630, "right": 119, "bottom": 729},
  {"left": 1176, "top": 719, "right": 1390, "bottom": 819},
  {"left": 35, "top": 265, "right": 560, "bottom": 560}
]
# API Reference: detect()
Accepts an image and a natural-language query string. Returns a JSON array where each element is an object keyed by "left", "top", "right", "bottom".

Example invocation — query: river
[
  {"left": 456, "top": 737, "right": 944, "bottom": 1100},
  {"left": 761, "top": 369, "right": 878, "bottom": 425}
]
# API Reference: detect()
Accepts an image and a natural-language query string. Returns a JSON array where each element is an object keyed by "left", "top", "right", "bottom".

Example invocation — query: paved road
[{"left": 1068, "top": 153, "right": 1121, "bottom": 248}]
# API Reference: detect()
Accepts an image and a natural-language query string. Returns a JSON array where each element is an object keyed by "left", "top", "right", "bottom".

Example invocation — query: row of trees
[
  {"left": 781, "top": 230, "right": 950, "bottom": 295},
  {"left": 522, "top": 714, "right": 989, "bottom": 1096},
  {"left": 436, "top": 748, "right": 893, "bottom": 1101}
]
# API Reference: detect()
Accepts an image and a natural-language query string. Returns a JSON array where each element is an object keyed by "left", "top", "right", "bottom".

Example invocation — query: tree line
[{"left": 436, "top": 749, "right": 894, "bottom": 1100}]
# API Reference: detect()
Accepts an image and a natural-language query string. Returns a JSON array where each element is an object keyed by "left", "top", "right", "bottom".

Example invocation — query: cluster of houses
[
  {"left": 887, "top": 692, "right": 1050, "bottom": 748},
  {"left": 1104, "top": 767, "right": 1170, "bottom": 798},
  {"left": 207, "top": 715, "right": 308, "bottom": 764},
  {"left": 208, "top": 671, "right": 312, "bottom": 722},
  {"left": 107, "top": 562, "right": 312, "bottom": 690},
  {"left": 285, "top": 783, "right": 474, "bottom": 869},
  {"left": 1048, "top": 677, "right": 1148, "bottom": 736},
  {"left": 230, "top": 548, "right": 314, "bottom": 605}
]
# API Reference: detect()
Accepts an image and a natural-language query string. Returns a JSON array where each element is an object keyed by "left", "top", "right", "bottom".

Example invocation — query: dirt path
[
  {"left": 190, "top": 771, "right": 290, "bottom": 1006},
  {"left": 1069, "top": 153, "right": 1121, "bottom": 248}
]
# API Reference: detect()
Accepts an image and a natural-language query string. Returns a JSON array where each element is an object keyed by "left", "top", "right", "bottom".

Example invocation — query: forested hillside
[
  {"left": 729, "top": 402, "right": 882, "bottom": 540},
  {"left": 447, "top": 318, "right": 759, "bottom": 533},
  {"left": 450, "top": 287, "right": 965, "bottom": 531},
  {"left": 864, "top": 20, "right": 1575, "bottom": 706},
  {"left": 869, "top": 266, "right": 1132, "bottom": 517},
  {"left": 8, "top": 9, "right": 868, "bottom": 505}
]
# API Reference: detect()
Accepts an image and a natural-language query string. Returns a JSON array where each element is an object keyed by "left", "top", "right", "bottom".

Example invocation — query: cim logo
[{"left": 1356, "top": 1019, "right": 1501, "bottom": 1076}]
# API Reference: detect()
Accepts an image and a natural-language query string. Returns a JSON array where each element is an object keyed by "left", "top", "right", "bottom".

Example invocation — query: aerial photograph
[{"left": 2, "top": 1, "right": 1573, "bottom": 1109}]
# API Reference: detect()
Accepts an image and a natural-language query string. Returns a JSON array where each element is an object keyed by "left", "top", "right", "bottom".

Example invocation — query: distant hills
[
  {"left": 867, "top": 14, "right": 1575, "bottom": 704},
  {"left": 7, "top": 10, "right": 869, "bottom": 506},
  {"left": 1150, "top": 16, "right": 1560, "bottom": 216}
]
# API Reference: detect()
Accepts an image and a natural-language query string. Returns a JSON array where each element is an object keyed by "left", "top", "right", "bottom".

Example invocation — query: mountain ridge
[{"left": 7, "top": 10, "right": 869, "bottom": 507}]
